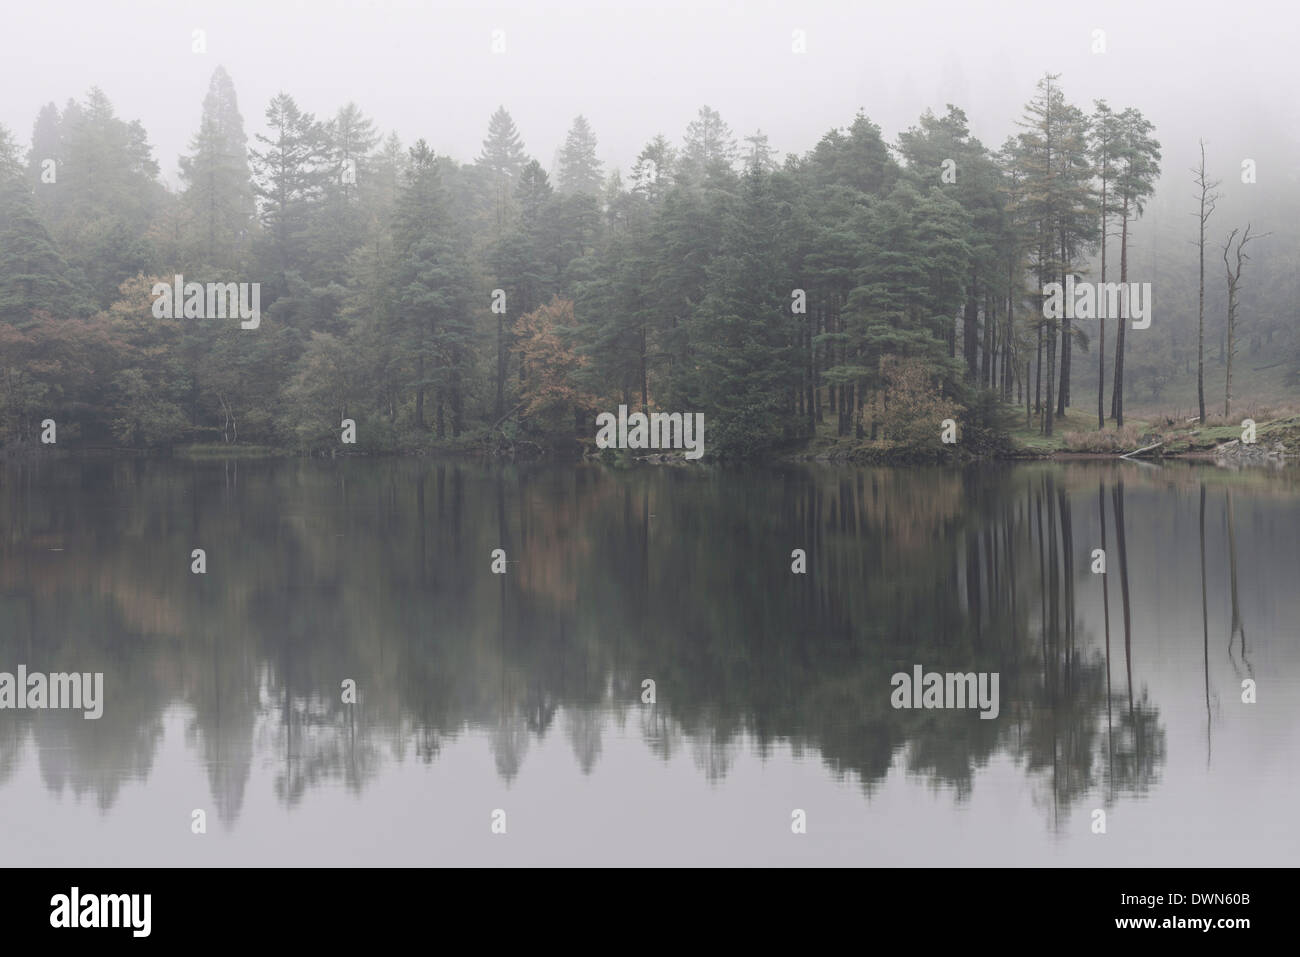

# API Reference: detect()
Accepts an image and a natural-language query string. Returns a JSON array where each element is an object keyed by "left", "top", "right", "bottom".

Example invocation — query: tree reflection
[{"left": 0, "top": 457, "right": 1207, "bottom": 829}]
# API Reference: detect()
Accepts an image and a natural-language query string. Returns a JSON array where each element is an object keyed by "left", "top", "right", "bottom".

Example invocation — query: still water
[{"left": 1, "top": 458, "right": 1297, "bottom": 865}]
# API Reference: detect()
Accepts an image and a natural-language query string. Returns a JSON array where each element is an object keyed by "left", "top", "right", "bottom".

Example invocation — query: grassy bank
[{"left": 1007, "top": 407, "right": 1299, "bottom": 457}]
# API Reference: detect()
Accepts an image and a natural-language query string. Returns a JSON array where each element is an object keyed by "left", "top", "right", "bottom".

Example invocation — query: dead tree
[
  {"left": 1191, "top": 142, "right": 1220, "bottom": 425},
  {"left": 1221, "top": 224, "right": 1268, "bottom": 418}
]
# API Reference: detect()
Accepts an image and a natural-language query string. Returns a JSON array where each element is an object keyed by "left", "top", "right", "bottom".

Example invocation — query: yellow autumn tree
[
  {"left": 512, "top": 297, "right": 595, "bottom": 436},
  {"left": 867, "top": 354, "right": 961, "bottom": 447}
]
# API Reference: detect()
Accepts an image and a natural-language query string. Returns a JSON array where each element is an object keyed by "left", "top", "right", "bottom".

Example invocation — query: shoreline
[{"left": 0, "top": 444, "right": 1263, "bottom": 466}]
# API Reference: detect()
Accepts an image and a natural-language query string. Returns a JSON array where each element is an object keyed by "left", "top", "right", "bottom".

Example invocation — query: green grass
[
  {"left": 1125, "top": 360, "right": 1296, "bottom": 421},
  {"left": 1008, "top": 408, "right": 1152, "bottom": 453},
  {"left": 1006, "top": 404, "right": 1300, "bottom": 456}
]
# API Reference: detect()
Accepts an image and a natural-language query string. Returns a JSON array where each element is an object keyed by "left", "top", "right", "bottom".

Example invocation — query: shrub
[{"left": 1060, "top": 425, "right": 1140, "bottom": 452}]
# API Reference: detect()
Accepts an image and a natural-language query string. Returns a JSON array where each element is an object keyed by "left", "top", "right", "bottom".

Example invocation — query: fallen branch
[{"left": 1120, "top": 441, "right": 1163, "bottom": 460}]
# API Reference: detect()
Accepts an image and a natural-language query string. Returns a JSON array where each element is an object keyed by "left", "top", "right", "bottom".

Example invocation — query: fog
[{"left": 4, "top": 0, "right": 1295, "bottom": 190}]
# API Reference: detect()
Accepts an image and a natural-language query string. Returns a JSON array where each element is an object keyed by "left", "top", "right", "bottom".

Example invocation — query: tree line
[{"left": 0, "top": 68, "right": 1276, "bottom": 457}]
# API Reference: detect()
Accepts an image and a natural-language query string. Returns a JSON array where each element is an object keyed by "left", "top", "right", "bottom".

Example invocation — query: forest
[{"left": 0, "top": 67, "right": 1293, "bottom": 460}]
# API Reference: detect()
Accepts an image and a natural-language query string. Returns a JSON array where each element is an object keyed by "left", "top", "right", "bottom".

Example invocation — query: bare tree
[
  {"left": 1221, "top": 224, "right": 1268, "bottom": 417},
  {"left": 1191, "top": 141, "right": 1220, "bottom": 424}
]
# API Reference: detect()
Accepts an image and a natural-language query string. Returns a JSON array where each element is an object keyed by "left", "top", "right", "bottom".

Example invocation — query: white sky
[{"left": 1, "top": 0, "right": 1297, "bottom": 191}]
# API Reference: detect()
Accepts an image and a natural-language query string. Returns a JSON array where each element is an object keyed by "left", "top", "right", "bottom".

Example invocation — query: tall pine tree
[
  {"left": 178, "top": 66, "right": 254, "bottom": 272},
  {"left": 556, "top": 115, "right": 603, "bottom": 196}
]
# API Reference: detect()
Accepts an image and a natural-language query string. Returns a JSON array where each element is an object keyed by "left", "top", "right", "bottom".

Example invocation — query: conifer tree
[
  {"left": 250, "top": 93, "right": 329, "bottom": 278},
  {"left": 179, "top": 66, "right": 254, "bottom": 271},
  {"left": 556, "top": 115, "right": 603, "bottom": 196},
  {"left": 1109, "top": 107, "right": 1160, "bottom": 427},
  {"left": 392, "top": 141, "right": 474, "bottom": 436},
  {"left": 0, "top": 124, "right": 85, "bottom": 323},
  {"left": 678, "top": 105, "right": 736, "bottom": 182},
  {"left": 477, "top": 106, "right": 529, "bottom": 180}
]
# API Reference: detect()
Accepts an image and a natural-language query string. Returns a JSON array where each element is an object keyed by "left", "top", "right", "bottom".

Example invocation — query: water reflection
[{"left": 1, "top": 458, "right": 1297, "bottom": 857}]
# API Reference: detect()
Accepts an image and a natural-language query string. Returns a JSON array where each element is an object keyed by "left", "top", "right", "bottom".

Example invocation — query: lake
[{"left": 1, "top": 457, "right": 1297, "bottom": 865}]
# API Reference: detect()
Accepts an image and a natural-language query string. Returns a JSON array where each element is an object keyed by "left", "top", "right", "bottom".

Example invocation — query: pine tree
[
  {"left": 318, "top": 102, "right": 379, "bottom": 280},
  {"left": 486, "top": 160, "right": 554, "bottom": 418},
  {"left": 515, "top": 159, "right": 552, "bottom": 229},
  {"left": 364, "top": 131, "right": 407, "bottom": 231},
  {"left": 840, "top": 183, "right": 970, "bottom": 437},
  {"left": 0, "top": 126, "right": 19, "bottom": 181},
  {"left": 392, "top": 140, "right": 474, "bottom": 436},
  {"left": 649, "top": 172, "right": 731, "bottom": 406},
  {"left": 1052, "top": 101, "right": 1093, "bottom": 417},
  {"left": 687, "top": 165, "right": 800, "bottom": 457},
  {"left": 556, "top": 115, "right": 603, "bottom": 196},
  {"left": 808, "top": 112, "right": 896, "bottom": 195},
  {"left": 1089, "top": 100, "right": 1123, "bottom": 429},
  {"left": 327, "top": 103, "right": 378, "bottom": 203},
  {"left": 26, "top": 102, "right": 61, "bottom": 218},
  {"left": 29, "top": 89, "right": 163, "bottom": 306},
  {"left": 250, "top": 93, "right": 329, "bottom": 278},
  {"left": 477, "top": 106, "right": 529, "bottom": 180},
  {"left": 0, "top": 124, "right": 85, "bottom": 323},
  {"left": 574, "top": 177, "right": 660, "bottom": 410},
  {"left": 743, "top": 129, "right": 778, "bottom": 173},
  {"left": 897, "top": 105, "right": 1005, "bottom": 385},
  {"left": 679, "top": 105, "right": 737, "bottom": 182},
  {"left": 178, "top": 66, "right": 255, "bottom": 271},
  {"left": 1109, "top": 107, "right": 1160, "bottom": 427},
  {"left": 1012, "top": 75, "right": 1096, "bottom": 435},
  {"left": 631, "top": 134, "right": 676, "bottom": 202}
]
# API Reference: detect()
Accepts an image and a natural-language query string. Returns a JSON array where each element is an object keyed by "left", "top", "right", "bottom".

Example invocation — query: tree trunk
[
  {"left": 806, "top": 309, "right": 816, "bottom": 435},
  {"left": 1111, "top": 199, "right": 1129, "bottom": 427},
  {"left": 1045, "top": 322, "right": 1056, "bottom": 436},
  {"left": 415, "top": 356, "right": 425, "bottom": 429},
  {"left": 964, "top": 292, "right": 979, "bottom": 380},
  {"left": 1035, "top": 324, "right": 1043, "bottom": 418},
  {"left": 495, "top": 314, "right": 505, "bottom": 419},
  {"left": 640, "top": 326, "right": 648, "bottom": 411},
  {"left": 1225, "top": 283, "right": 1236, "bottom": 417},
  {"left": 982, "top": 290, "right": 994, "bottom": 387},
  {"left": 1197, "top": 213, "right": 1207, "bottom": 424},
  {"left": 1025, "top": 360, "right": 1031, "bottom": 428},
  {"left": 1098, "top": 298, "right": 1106, "bottom": 430},
  {"left": 451, "top": 364, "right": 464, "bottom": 437},
  {"left": 1098, "top": 169, "right": 1108, "bottom": 430},
  {"left": 1006, "top": 263, "right": 1016, "bottom": 401},
  {"left": 1057, "top": 264, "right": 1070, "bottom": 418}
]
